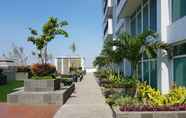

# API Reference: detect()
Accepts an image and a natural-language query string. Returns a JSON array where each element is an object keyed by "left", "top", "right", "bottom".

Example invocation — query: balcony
[
  {"left": 103, "top": 18, "right": 113, "bottom": 40},
  {"left": 103, "top": 0, "right": 113, "bottom": 21},
  {"left": 167, "top": 16, "right": 186, "bottom": 44},
  {"left": 117, "top": 0, "right": 142, "bottom": 18}
]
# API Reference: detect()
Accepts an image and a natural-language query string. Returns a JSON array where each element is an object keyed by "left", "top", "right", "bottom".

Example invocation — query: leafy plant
[
  {"left": 31, "top": 75, "right": 55, "bottom": 80},
  {"left": 166, "top": 86, "right": 186, "bottom": 105},
  {"left": 106, "top": 93, "right": 140, "bottom": 106},
  {"left": 28, "top": 17, "right": 68, "bottom": 64},
  {"left": 31, "top": 64, "right": 56, "bottom": 76},
  {"left": 137, "top": 83, "right": 166, "bottom": 106}
]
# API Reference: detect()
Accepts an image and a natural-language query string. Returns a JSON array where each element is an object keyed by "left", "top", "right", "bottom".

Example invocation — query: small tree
[{"left": 27, "top": 17, "right": 68, "bottom": 64}]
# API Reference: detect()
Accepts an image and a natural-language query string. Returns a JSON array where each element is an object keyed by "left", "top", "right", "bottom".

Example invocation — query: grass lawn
[{"left": 0, "top": 80, "right": 24, "bottom": 102}]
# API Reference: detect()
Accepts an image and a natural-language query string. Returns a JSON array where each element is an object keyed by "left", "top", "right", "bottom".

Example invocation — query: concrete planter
[
  {"left": 8, "top": 84, "right": 75, "bottom": 105},
  {"left": 114, "top": 107, "right": 186, "bottom": 118},
  {"left": 16, "top": 72, "right": 28, "bottom": 81},
  {"left": 24, "top": 79, "right": 60, "bottom": 92}
]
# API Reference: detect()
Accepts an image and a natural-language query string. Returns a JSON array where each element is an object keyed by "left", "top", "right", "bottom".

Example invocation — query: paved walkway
[
  {"left": 0, "top": 103, "right": 59, "bottom": 118},
  {"left": 54, "top": 73, "right": 113, "bottom": 118}
]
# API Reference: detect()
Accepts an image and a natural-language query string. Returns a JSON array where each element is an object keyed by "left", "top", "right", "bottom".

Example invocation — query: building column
[{"left": 156, "top": 0, "right": 171, "bottom": 94}]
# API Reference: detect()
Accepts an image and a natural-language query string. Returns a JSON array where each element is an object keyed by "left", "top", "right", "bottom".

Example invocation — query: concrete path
[{"left": 54, "top": 73, "right": 113, "bottom": 118}]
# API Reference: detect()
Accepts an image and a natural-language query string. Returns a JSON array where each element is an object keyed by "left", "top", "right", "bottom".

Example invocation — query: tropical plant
[
  {"left": 114, "top": 31, "right": 169, "bottom": 77},
  {"left": 106, "top": 93, "right": 141, "bottom": 106},
  {"left": 137, "top": 83, "right": 166, "bottom": 106},
  {"left": 166, "top": 86, "right": 186, "bottom": 105},
  {"left": 27, "top": 17, "right": 68, "bottom": 64},
  {"left": 69, "top": 42, "right": 76, "bottom": 54}
]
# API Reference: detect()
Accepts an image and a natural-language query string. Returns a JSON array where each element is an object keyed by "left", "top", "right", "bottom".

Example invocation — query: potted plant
[{"left": 25, "top": 17, "right": 68, "bottom": 92}]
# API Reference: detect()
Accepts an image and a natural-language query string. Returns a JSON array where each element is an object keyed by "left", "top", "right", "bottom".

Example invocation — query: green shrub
[
  {"left": 61, "top": 78, "right": 73, "bottom": 86},
  {"left": 31, "top": 75, "right": 56, "bottom": 80},
  {"left": 106, "top": 93, "right": 141, "bottom": 106},
  {"left": 107, "top": 73, "right": 138, "bottom": 88}
]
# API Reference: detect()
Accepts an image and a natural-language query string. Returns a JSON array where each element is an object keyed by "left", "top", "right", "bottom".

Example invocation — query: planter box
[
  {"left": 24, "top": 79, "right": 60, "bottom": 92},
  {"left": 16, "top": 72, "right": 28, "bottom": 81},
  {"left": 114, "top": 107, "right": 186, "bottom": 118},
  {"left": 8, "top": 84, "right": 75, "bottom": 105}
]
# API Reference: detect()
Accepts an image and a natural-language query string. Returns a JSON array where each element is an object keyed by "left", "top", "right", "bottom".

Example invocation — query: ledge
[{"left": 113, "top": 107, "right": 186, "bottom": 118}]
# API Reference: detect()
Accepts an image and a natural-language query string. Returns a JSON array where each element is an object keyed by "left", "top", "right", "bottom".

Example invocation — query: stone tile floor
[
  {"left": 54, "top": 73, "right": 113, "bottom": 118},
  {"left": 0, "top": 103, "right": 59, "bottom": 118}
]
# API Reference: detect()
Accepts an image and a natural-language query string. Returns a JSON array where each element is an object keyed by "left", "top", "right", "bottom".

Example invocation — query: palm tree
[
  {"left": 69, "top": 42, "right": 76, "bottom": 54},
  {"left": 115, "top": 31, "right": 169, "bottom": 77},
  {"left": 28, "top": 17, "right": 68, "bottom": 64}
]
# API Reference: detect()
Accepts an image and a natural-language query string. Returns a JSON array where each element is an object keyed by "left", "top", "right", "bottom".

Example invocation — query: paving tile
[
  {"left": 54, "top": 73, "right": 113, "bottom": 118},
  {"left": 0, "top": 103, "right": 59, "bottom": 118}
]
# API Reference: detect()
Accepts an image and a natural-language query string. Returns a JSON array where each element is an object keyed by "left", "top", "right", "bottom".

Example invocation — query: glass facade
[
  {"left": 172, "top": 0, "right": 186, "bottom": 22},
  {"left": 150, "top": 0, "right": 157, "bottom": 31},
  {"left": 174, "top": 57, "right": 186, "bottom": 86},
  {"left": 137, "top": 12, "right": 142, "bottom": 34},
  {"left": 139, "top": 60, "right": 157, "bottom": 89},
  {"left": 131, "top": 19, "right": 136, "bottom": 36},
  {"left": 130, "top": 0, "right": 157, "bottom": 36},
  {"left": 143, "top": 5, "right": 149, "bottom": 31},
  {"left": 173, "top": 43, "right": 186, "bottom": 87}
]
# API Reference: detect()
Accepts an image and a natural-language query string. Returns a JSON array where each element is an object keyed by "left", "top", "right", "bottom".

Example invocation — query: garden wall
[{"left": 114, "top": 107, "right": 186, "bottom": 118}]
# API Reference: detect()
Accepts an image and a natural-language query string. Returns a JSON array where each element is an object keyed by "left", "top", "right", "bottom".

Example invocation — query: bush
[
  {"left": 16, "top": 66, "right": 31, "bottom": 72},
  {"left": 31, "top": 64, "right": 56, "bottom": 76},
  {"left": 61, "top": 78, "right": 73, "bottom": 86},
  {"left": 137, "top": 83, "right": 166, "bottom": 106},
  {"left": 106, "top": 93, "right": 141, "bottom": 106},
  {"left": 31, "top": 75, "right": 56, "bottom": 80},
  {"left": 166, "top": 86, "right": 186, "bottom": 105}
]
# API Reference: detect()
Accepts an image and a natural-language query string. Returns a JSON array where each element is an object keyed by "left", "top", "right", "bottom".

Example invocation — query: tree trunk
[{"left": 44, "top": 45, "right": 48, "bottom": 64}]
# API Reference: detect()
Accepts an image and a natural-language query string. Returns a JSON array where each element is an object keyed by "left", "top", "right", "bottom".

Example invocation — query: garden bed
[
  {"left": 24, "top": 79, "right": 61, "bottom": 92},
  {"left": 0, "top": 80, "right": 23, "bottom": 102},
  {"left": 114, "top": 107, "right": 186, "bottom": 118}
]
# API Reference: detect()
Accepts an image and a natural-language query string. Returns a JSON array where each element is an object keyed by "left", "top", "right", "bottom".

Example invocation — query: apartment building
[
  {"left": 55, "top": 56, "right": 85, "bottom": 75},
  {"left": 102, "top": 0, "right": 186, "bottom": 94}
]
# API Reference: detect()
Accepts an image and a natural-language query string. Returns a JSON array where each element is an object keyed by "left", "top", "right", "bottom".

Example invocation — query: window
[
  {"left": 137, "top": 12, "right": 142, "bottom": 34},
  {"left": 174, "top": 57, "right": 186, "bottom": 86},
  {"left": 143, "top": 5, "right": 149, "bottom": 31},
  {"left": 173, "top": 43, "right": 186, "bottom": 56},
  {"left": 131, "top": 19, "right": 136, "bottom": 36},
  {"left": 150, "top": 0, "right": 157, "bottom": 31},
  {"left": 139, "top": 59, "right": 157, "bottom": 89},
  {"left": 130, "top": 0, "right": 157, "bottom": 35},
  {"left": 172, "top": 0, "right": 186, "bottom": 22},
  {"left": 143, "top": 61, "right": 149, "bottom": 84}
]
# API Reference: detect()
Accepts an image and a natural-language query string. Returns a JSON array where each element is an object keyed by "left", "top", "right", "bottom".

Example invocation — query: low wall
[
  {"left": 16, "top": 72, "right": 28, "bottom": 81},
  {"left": 114, "top": 107, "right": 186, "bottom": 118},
  {"left": 24, "top": 79, "right": 61, "bottom": 92},
  {"left": 7, "top": 84, "right": 75, "bottom": 105}
]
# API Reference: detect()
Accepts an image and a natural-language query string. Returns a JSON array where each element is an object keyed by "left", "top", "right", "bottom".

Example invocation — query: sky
[{"left": 0, "top": 0, "right": 103, "bottom": 67}]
